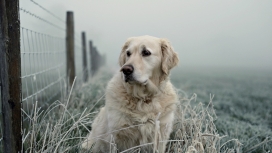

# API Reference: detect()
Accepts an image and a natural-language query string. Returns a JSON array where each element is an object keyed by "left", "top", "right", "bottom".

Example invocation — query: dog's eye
[
  {"left": 142, "top": 49, "right": 151, "bottom": 56},
  {"left": 126, "top": 51, "right": 131, "bottom": 57}
]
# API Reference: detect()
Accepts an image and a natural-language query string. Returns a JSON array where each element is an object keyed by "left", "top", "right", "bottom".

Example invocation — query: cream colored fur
[{"left": 82, "top": 35, "right": 179, "bottom": 152}]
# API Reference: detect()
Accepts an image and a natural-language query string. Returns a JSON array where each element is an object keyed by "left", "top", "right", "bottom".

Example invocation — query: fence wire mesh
[
  {"left": 20, "top": 27, "right": 67, "bottom": 116},
  {"left": 0, "top": 0, "right": 104, "bottom": 151},
  {"left": 19, "top": 0, "right": 87, "bottom": 114}
]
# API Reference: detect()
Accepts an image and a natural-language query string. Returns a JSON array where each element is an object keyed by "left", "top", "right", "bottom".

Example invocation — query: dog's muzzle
[{"left": 121, "top": 65, "right": 134, "bottom": 82}]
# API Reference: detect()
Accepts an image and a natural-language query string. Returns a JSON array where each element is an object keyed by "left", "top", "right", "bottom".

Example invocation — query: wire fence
[
  {"left": 0, "top": 0, "right": 105, "bottom": 152},
  {"left": 20, "top": 27, "right": 66, "bottom": 116},
  {"left": 19, "top": 0, "right": 87, "bottom": 123}
]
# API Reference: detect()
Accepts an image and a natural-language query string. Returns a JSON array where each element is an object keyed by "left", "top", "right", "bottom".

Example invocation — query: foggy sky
[{"left": 21, "top": 0, "right": 272, "bottom": 70}]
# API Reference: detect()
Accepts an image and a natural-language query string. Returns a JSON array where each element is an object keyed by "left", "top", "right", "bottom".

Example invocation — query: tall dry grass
[{"left": 21, "top": 69, "right": 269, "bottom": 152}]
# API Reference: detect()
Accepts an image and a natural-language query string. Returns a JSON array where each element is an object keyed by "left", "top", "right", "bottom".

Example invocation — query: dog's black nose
[{"left": 121, "top": 65, "right": 134, "bottom": 75}]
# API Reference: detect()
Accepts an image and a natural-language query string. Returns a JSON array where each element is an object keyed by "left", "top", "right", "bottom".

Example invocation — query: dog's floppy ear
[
  {"left": 119, "top": 39, "right": 131, "bottom": 67},
  {"left": 161, "top": 39, "right": 179, "bottom": 75}
]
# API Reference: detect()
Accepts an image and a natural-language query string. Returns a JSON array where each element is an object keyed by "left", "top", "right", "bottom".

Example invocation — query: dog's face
[{"left": 119, "top": 35, "right": 179, "bottom": 85}]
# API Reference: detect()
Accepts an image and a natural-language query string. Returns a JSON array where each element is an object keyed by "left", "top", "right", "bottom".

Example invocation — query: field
[
  {"left": 171, "top": 67, "right": 272, "bottom": 152},
  {"left": 5, "top": 66, "right": 272, "bottom": 152}
]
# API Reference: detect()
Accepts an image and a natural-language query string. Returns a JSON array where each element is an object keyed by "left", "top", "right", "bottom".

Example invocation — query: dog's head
[{"left": 119, "top": 35, "right": 179, "bottom": 85}]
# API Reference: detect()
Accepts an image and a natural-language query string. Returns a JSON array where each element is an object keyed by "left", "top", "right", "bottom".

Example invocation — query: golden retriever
[{"left": 82, "top": 35, "right": 179, "bottom": 152}]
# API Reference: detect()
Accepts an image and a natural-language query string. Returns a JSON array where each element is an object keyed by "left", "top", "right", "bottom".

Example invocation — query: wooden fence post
[
  {"left": 96, "top": 48, "right": 101, "bottom": 70},
  {"left": 93, "top": 47, "right": 98, "bottom": 76},
  {"left": 89, "top": 41, "right": 104, "bottom": 77},
  {"left": 66, "top": 11, "right": 75, "bottom": 88},
  {"left": 81, "top": 32, "right": 88, "bottom": 82},
  {"left": 89, "top": 41, "right": 95, "bottom": 76},
  {"left": 0, "top": 0, "right": 22, "bottom": 152}
]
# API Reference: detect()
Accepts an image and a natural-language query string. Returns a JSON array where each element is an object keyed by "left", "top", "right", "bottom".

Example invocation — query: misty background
[
  {"left": 14, "top": 1, "right": 272, "bottom": 151},
  {"left": 20, "top": 0, "right": 272, "bottom": 71}
]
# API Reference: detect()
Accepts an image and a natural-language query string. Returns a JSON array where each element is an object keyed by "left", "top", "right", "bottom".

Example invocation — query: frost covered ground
[
  {"left": 171, "top": 67, "right": 272, "bottom": 152},
  {"left": 17, "top": 67, "right": 272, "bottom": 152}
]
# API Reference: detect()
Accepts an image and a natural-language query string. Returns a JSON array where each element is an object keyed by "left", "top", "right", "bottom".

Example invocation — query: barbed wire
[
  {"left": 20, "top": 7, "right": 65, "bottom": 31},
  {"left": 30, "top": 0, "right": 65, "bottom": 23}
]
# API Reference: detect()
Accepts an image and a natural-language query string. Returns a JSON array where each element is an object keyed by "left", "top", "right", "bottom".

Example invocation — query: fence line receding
[{"left": 0, "top": 0, "right": 106, "bottom": 152}]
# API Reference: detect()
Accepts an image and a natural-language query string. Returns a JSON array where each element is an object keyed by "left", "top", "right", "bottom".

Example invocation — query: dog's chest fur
[
  {"left": 106, "top": 73, "right": 177, "bottom": 128},
  {"left": 107, "top": 94, "right": 167, "bottom": 149},
  {"left": 125, "top": 96, "right": 162, "bottom": 123}
]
